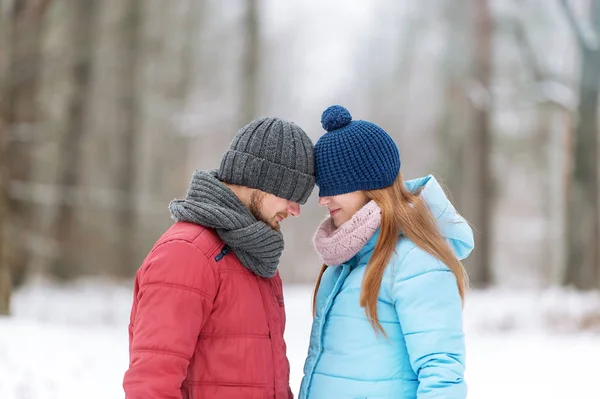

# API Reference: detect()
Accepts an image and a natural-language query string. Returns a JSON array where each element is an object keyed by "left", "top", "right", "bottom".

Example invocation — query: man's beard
[{"left": 249, "top": 191, "right": 280, "bottom": 232}]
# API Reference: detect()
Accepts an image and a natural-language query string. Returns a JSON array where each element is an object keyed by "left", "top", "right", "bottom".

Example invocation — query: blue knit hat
[{"left": 314, "top": 105, "right": 401, "bottom": 197}]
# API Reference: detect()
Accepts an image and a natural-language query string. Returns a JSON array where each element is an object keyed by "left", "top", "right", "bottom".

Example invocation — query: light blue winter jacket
[{"left": 299, "top": 175, "right": 474, "bottom": 399}]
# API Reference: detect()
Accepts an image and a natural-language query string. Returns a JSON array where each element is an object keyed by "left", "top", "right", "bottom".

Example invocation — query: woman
[{"left": 299, "top": 105, "right": 474, "bottom": 399}]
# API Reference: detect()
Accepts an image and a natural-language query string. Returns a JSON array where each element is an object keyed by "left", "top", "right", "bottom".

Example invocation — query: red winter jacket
[{"left": 123, "top": 221, "right": 293, "bottom": 399}]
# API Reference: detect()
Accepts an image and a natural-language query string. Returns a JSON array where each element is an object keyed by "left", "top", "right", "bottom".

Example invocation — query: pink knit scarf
[{"left": 313, "top": 200, "right": 381, "bottom": 266}]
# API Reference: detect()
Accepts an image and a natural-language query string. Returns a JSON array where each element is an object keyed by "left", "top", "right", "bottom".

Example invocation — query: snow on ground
[{"left": 1, "top": 278, "right": 600, "bottom": 398}]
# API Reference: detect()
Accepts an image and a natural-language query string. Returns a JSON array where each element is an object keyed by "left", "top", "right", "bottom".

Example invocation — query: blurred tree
[
  {"left": 0, "top": 128, "right": 9, "bottom": 314},
  {"left": 0, "top": 0, "right": 13, "bottom": 315},
  {"left": 439, "top": 0, "right": 493, "bottom": 287},
  {"left": 240, "top": 0, "right": 260, "bottom": 126},
  {"left": 0, "top": 0, "right": 53, "bottom": 300},
  {"left": 438, "top": 0, "right": 473, "bottom": 199},
  {"left": 468, "top": 0, "right": 494, "bottom": 287},
  {"left": 132, "top": 0, "right": 201, "bottom": 271},
  {"left": 50, "top": 0, "right": 98, "bottom": 279},
  {"left": 115, "top": 0, "right": 142, "bottom": 276},
  {"left": 509, "top": 0, "right": 575, "bottom": 286},
  {"left": 560, "top": 0, "right": 600, "bottom": 290}
]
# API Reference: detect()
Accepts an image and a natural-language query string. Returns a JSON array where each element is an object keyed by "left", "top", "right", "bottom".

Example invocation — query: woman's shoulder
[{"left": 388, "top": 237, "right": 450, "bottom": 281}]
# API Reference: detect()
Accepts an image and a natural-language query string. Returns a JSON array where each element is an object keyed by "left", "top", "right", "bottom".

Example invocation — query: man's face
[{"left": 249, "top": 190, "right": 301, "bottom": 231}]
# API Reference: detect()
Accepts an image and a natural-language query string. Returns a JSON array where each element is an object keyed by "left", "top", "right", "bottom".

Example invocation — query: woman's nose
[{"left": 319, "top": 197, "right": 330, "bottom": 206}]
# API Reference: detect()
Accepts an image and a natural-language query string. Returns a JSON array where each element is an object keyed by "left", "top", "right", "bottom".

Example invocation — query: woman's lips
[{"left": 329, "top": 209, "right": 340, "bottom": 216}]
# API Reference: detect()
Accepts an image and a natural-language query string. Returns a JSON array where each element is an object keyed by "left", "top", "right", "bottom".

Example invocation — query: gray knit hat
[{"left": 217, "top": 117, "right": 316, "bottom": 204}]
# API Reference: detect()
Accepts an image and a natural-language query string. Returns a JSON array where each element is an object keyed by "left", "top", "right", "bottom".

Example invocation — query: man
[{"left": 123, "top": 117, "right": 315, "bottom": 399}]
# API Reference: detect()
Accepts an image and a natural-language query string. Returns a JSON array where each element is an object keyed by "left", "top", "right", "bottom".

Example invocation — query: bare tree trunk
[
  {"left": 0, "top": 0, "right": 13, "bottom": 315},
  {"left": 565, "top": 45, "right": 600, "bottom": 289},
  {"left": 0, "top": 125, "right": 9, "bottom": 314},
  {"left": 466, "top": 0, "right": 494, "bottom": 287},
  {"left": 438, "top": 0, "right": 493, "bottom": 286},
  {"left": 563, "top": 0, "right": 600, "bottom": 290},
  {"left": 239, "top": 0, "right": 260, "bottom": 126},
  {"left": 0, "top": 3, "right": 10, "bottom": 312},
  {"left": 438, "top": 0, "right": 471, "bottom": 190},
  {"left": 3, "top": 0, "right": 52, "bottom": 289},
  {"left": 179, "top": 0, "right": 202, "bottom": 98},
  {"left": 49, "top": 0, "right": 98, "bottom": 279},
  {"left": 115, "top": 0, "right": 142, "bottom": 276}
]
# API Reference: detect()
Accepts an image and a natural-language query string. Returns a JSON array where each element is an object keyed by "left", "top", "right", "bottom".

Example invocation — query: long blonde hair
[{"left": 312, "top": 173, "right": 469, "bottom": 335}]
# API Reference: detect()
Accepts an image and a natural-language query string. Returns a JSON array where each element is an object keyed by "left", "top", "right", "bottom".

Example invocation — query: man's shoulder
[
  {"left": 136, "top": 222, "right": 223, "bottom": 288},
  {"left": 155, "top": 221, "right": 224, "bottom": 259}
]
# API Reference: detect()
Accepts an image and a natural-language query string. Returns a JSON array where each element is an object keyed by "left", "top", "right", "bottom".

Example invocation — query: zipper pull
[{"left": 214, "top": 245, "right": 231, "bottom": 262}]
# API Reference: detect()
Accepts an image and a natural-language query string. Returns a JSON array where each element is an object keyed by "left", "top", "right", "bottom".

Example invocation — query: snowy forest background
[{"left": 1, "top": 0, "right": 600, "bottom": 398}]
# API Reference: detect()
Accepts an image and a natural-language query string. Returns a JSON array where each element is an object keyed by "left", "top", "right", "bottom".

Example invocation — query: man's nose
[{"left": 287, "top": 201, "right": 300, "bottom": 217}]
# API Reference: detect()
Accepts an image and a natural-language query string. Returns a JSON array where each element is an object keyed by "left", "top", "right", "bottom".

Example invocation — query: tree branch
[
  {"left": 558, "top": 0, "right": 599, "bottom": 51},
  {"left": 511, "top": 1, "right": 576, "bottom": 109}
]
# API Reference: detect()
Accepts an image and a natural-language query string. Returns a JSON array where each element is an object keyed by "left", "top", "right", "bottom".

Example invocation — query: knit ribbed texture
[
  {"left": 169, "top": 169, "right": 284, "bottom": 278},
  {"left": 218, "top": 117, "right": 316, "bottom": 204},
  {"left": 315, "top": 105, "right": 400, "bottom": 197},
  {"left": 313, "top": 200, "right": 381, "bottom": 266}
]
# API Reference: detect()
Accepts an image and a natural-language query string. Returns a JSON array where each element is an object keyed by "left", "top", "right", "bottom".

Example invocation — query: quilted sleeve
[
  {"left": 123, "top": 240, "right": 217, "bottom": 399},
  {"left": 392, "top": 248, "right": 467, "bottom": 399}
]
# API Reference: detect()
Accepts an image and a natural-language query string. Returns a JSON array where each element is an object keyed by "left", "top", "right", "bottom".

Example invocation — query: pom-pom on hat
[{"left": 314, "top": 105, "right": 401, "bottom": 197}]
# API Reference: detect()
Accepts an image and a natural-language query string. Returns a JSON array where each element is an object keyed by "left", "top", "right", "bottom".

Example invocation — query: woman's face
[{"left": 318, "top": 191, "right": 370, "bottom": 228}]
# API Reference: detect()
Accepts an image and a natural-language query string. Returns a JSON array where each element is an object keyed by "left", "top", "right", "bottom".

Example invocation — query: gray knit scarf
[{"left": 168, "top": 169, "right": 284, "bottom": 278}]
